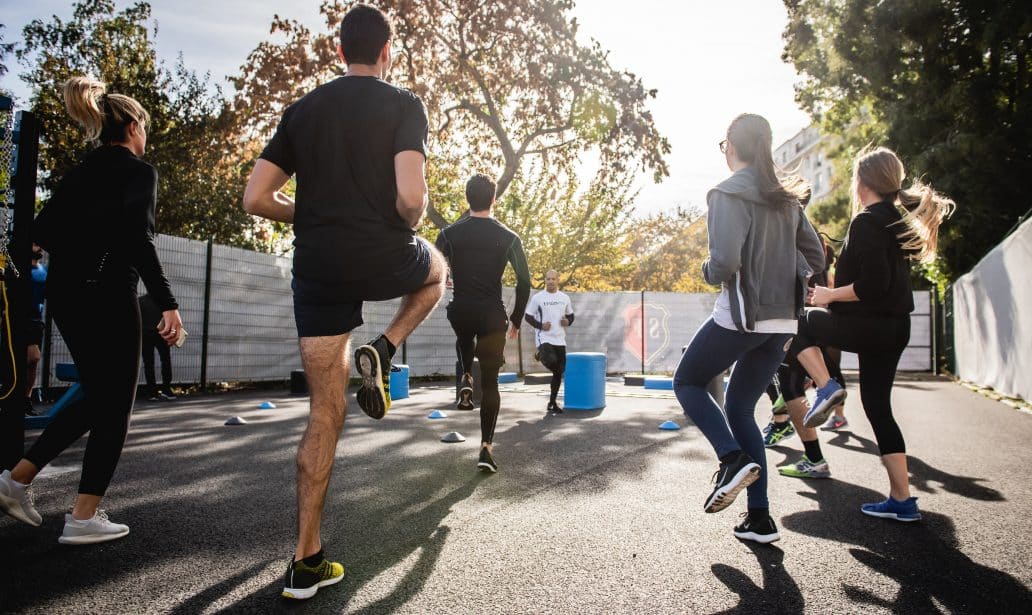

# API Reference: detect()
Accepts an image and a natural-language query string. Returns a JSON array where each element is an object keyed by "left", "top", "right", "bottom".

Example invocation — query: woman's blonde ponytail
[{"left": 62, "top": 76, "right": 108, "bottom": 141}]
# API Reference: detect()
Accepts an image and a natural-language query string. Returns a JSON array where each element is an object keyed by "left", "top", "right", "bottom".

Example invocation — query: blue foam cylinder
[
  {"left": 497, "top": 372, "right": 518, "bottom": 384},
  {"left": 563, "top": 352, "right": 606, "bottom": 410},
  {"left": 644, "top": 377, "right": 674, "bottom": 390},
  {"left": 390, "top": 364, "right": 410, "bottom": 400}
]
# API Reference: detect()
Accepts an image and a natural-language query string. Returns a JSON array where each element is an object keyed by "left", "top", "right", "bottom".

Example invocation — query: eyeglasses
[{"left": 719, "top": 139, "right": 729, "bottom": 154}]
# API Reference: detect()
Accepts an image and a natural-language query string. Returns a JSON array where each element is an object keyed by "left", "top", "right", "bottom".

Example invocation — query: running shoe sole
[
  {"left": 803, "top": 388, "right": 847, "bottom": 428},
  {"left": 354, "top": 345, "right": 388, "bottom": 419},
  {"left": 282, "top": 572, "right": 345, "bottom": 600},
  {"left": 58, "top": 527, "right": 130, "bottom": 545},
  {"left": 778, "top": 466, "right": 832, "bottom": 479},
  {"left": 0, "top": 492, "right": 42, "bottom": 527},
  {"left": 860, "top": 508, "right": 921, "bottom": 522},
  {"left": 477, "top": 461, "right": 497, "bottom": 473},
  {"left": 457, "top": 386, "right": 474, "bottom": 410},
  {"left": 704, "top": 463, "right": 761, "bottom": 513},
  {"left": 733, "top": 529, "right": 781, "bottom": 544}
]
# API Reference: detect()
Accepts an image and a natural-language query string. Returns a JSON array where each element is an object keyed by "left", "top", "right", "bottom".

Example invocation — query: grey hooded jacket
[{"left": 702, "top": 166, "right": 825, "bottom": 332}]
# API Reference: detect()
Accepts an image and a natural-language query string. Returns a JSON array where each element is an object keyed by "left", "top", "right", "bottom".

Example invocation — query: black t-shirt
[
  {"left": 260, "top": 76, "right": 428, "bottom": 293},
  {"left": 435, "top": 216, "right": 531, "bottom": 328},
  {"left": 833, "top": 201, "right": 915, "bottom": 317}
]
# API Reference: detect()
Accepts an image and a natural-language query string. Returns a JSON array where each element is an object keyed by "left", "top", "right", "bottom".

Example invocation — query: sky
[{"left": 0, "top": 0, "right": 812, "bottom": 215}]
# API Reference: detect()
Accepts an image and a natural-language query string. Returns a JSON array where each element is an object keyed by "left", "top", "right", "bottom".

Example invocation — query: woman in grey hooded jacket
[{"left": 673, "top": 113, "right": 825, "bottom": 544}]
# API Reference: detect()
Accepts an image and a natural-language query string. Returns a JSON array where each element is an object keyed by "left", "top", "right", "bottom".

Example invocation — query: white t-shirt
[
  {"left": 526, "top": 290, "right": 574, "bottom": 347},
  {"left": 713, "top": 287, "right": 798, "bottom": 334}
]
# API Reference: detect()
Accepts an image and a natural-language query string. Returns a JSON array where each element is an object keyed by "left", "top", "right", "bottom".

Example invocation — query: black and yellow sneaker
[
  {"left": 282, "top": 551, "right": 345, "bottom": 600},
  {"left": 355, "top": 336, "right": 392, "bottom": 419}
]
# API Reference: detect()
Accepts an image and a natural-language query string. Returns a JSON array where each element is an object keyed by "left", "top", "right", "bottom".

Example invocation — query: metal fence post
[
  {"left": 200, "top": 238, "right": 213, "bottom": 388},
  {"left": 640, "top": 289, "right": 645, "bottom": 374}
]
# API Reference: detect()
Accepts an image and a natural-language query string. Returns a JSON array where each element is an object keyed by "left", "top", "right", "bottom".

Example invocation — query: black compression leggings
[
  {"left": 141, "top": 329, "right": 172, "bottom": 390},
  {"left": 448, "top": 303, "right": 507, "bottom": 444},
  {"left": 539, "top": 343, "right": 566, "bottom": 404},
  {"left": 25, "top": 286, "right": 141, "bottom": 496},
  {"left": 788, "top": 308, "right": 910, "bottom": 455}
]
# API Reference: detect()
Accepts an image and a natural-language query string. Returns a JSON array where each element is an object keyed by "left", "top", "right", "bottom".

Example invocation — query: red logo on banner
[{"left": 624, "top": 302, "right": 670, "bottom": 366}]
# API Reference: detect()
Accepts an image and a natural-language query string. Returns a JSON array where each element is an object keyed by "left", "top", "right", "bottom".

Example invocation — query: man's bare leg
[
  {"left": 295, "top": 334, "right": 350, "bottom": 561},
  {"left": 383, "top": 246, "right": 447, "bottom": 348}
]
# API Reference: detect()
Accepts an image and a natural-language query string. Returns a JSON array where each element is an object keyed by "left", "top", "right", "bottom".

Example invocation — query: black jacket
[
  {"left": 832, "top": 201, "right": 914, "bottom": 317},
  {"left": 33, "top": 145, "right": 177, "bottom": 311}
]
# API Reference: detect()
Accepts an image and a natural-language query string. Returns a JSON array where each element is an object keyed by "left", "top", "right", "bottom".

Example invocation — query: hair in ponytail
[
  {"left": 727, "top": 113, "right": 810, "bottom": 210},
  {"left": 852, "top": 146, "right": 955, "bottom": 263},
  {"left": 62, "top": 76, "right": 150, "bottom": 144}
]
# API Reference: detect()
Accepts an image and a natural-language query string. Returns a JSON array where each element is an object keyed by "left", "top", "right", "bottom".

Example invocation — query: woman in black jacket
[
  {"left": 0, "top": 77, "right": 182, "bottom": 544},
  {"left": 787, "top": 146, "right": 954, "bottom": 522}
]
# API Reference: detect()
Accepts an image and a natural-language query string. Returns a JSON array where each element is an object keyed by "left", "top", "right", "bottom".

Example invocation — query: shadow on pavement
[
  {"left": 711, "top": 542, "right": 804, "bottom": 615},
  {"left": 826, "top": 431, "right": 1005, "bottom": 501},
  {"left": 781, "top": 480, "right": 1029, "bottom": 612}
]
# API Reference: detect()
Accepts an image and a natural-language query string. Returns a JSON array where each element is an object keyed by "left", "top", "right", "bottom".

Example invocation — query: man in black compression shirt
[
  {"left": 242, "top": 5, "right": 445, "bottom": 600},
  {"left": 435, "top": 174, "right": 531, "bottom": 473}
]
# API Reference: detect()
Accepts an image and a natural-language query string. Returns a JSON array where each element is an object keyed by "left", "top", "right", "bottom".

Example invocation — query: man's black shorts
[
  {"left": 293, "top": 236, "right": 433, "bottom": 337},
  {"left": 538, "top": 343, "right": 566, "bottom": 374}
]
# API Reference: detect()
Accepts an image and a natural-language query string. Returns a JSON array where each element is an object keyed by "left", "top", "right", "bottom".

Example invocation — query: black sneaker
[
  {"left": 547, "top": 402, "right": 563, "bottom": 414},
  {"left": 158, "top": 389, "right": 177, "bottom": 401},
  {"left": 22, "top": 397, "right": 41, "bottom": 417},
  {"left": 282, "top": 551, "right": 345, "bottom": 600},
  {"left": 703, "top": 452, "right": 761, "bottom": 513},
  {"left": 457, "top": 374, "right": 475, "bottom": 410},
  {"left": 354, "top": 336, "right": 392, "bottom": 419},
  {"left": 477, "top": 447, "right": 497, "bottom": 473},
  {"left": 733, "top": 512, "right": 781, "bottom": 544}
]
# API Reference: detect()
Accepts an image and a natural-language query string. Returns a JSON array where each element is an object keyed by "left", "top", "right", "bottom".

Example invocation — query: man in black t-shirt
[
  {"left": 242, "top": 4, "right": 445, "bottom": 601},
  {"left": 435, "top": 175, "right": 531, "bottom": 473}
]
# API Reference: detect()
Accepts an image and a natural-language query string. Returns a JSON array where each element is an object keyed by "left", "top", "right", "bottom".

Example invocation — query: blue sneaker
[
  {"left": 803, "top": 380, "right": 846, "bottom": 428},
  {"left": 861, "top": 496, "right": 921, "bottom": 522}
]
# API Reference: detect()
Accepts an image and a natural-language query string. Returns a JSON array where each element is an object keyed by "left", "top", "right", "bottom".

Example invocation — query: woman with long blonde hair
[
  {"left": 788, "top": 146, "right": 955, "bottom": 521},
  {"left": 0, "top": 77, "right": 183, "bottom": 544}
]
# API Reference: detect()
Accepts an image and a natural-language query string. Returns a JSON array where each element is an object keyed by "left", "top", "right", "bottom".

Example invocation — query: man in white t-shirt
[{"left": 524, "top": 269, "right": 575, "bottom": 413}]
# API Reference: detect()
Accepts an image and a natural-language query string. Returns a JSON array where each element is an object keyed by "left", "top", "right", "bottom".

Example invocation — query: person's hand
[
  {"left": 542, "top": 321, "right": 552, "bottom": 331},
  {"left": 809, "top": 286, "right": 834, "bottom": 307},
  {"left": 560, "top": 317, "right": 570, "bottom": 327},
  {"left": 507, "top": 324, "right": 518, "bottom": 340},
  {"left": 158, "top": 309, "right": 184, "bottom": 346}
]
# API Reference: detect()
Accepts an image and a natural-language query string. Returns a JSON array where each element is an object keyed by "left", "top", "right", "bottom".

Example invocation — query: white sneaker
[
  {"left": 58, "top": 510, "right": 129, "bottom": 545},
  {"left": 0, "top": 469, "right": 42, "bottom": 526}
]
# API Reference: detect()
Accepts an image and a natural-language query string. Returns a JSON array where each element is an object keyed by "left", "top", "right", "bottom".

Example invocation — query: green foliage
[
  {"left": 783, "top": 0, "right": 1032, "bottom": 280},
  {"left": 16, "top": 1, "right": 261, "bottom": 248},
  {"left": 492, "top": 165, "right": 635, "bottom": 290}
]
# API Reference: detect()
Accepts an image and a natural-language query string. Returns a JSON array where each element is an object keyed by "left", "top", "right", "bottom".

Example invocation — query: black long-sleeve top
[
  {"left": 435, "top": 216, "right": 531, "bottom": 328},
  {"left": 832, "top": 201, "right": 914, "bottom": 317},
  {"left": 33, "top": 145, "right": 178, "bottom": 311}
]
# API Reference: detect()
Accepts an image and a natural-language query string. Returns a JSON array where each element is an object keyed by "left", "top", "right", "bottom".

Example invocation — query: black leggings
[
  {"left": 538, "top": 343, "right": 566, "bottom": 404},
  {"left": 24, "top": 285, "right": 141, "bottom": 496},
  {"left": 788, "top": 308, "right": 910, "bottom": 455},
  {"left": 781, "top": 346, "right": 846, "bottom": 401},
  {"left": 141, "top": 329, "right": 171, "bottom": 391},
  {"left": 447, "top": 303, "right": 507, "bottom": 444}
]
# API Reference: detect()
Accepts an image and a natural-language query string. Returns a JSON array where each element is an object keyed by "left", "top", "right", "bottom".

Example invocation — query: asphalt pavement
[{"left": 2, "top": 374, "right": 1030, "bottom": 614}]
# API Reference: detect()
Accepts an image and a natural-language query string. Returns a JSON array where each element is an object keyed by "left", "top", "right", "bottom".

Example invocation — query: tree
[
  {"left": 231, "top": 0, "right": 670, "bottom": 229},
  {"left": 783, "top": 0, "right": 1032, "bottom": 280},
  {"left": 617, "top": 207, "right": 716, "bottom": 293},
  {"left": 16, "top": 1, "right": 261, "bottom": 248},
  {"left": 493, "top": 165, "right": 636, "bottom": 290}
]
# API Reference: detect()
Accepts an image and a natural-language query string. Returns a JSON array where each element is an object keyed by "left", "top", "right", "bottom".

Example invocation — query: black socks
[
  {"left": 300, "top": 549, "right": 324, "bottom": 566},
  {"left": 803, "top": 439, "right": 824, "bottom": 463},
  {"left": 377, "top": 335, "right": 397, "bottom": 360},
  {"left": 747, "top": 507, "right": 770, "bottom": 522}
]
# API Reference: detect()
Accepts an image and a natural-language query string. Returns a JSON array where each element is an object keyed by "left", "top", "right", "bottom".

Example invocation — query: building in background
[{"left": 774, "top": 125, "right": 833, "bottom": 203}]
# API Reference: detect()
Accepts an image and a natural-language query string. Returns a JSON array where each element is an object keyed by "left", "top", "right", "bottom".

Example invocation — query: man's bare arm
[
  {"left": 243, "top": 159, "right": 295, "bottom": 223},
  {"left": 395, "top": 150, "right": 428, "bottom": 228}
]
